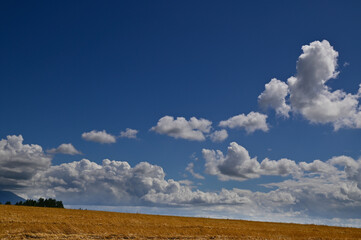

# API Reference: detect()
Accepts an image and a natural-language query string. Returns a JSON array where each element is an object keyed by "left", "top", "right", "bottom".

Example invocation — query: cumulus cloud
[
  {"left": 186, "top": 162, "right": 205, "bottom": 179},
  {"left": 209, "top": 129, "right": 228, "bottom": 142},
  {"left": 82, "top": 130, "right": 116, "bottom": 143},
  {"left": 0, "top": 135, "right": 51, "bottom": 189},
  {"left": 219, "top": 112, "right": 269, "bottom": 134},
  {"left": 258, "top": 78, "right": 290, "bottom": 117},
  {"left": 120, "top": 128, "right": 138, "bottom": 139},
  {"left": 203, "top": 142, "right": 299, "bottom": 181},
  {"left": 259, "top": 40, "right": 361, "bottom": 130},
  {"left": 47, "top": 143, "right": 82, "bottom": 155},
  {"left": 32, "top": 159, "right": 170, "bottom": 205},
  {"left": 201, "top": 141, "right": 361, "bottom": 220},
  {"left": 150, "top": 116, "right": 212, "bottom": 141}
]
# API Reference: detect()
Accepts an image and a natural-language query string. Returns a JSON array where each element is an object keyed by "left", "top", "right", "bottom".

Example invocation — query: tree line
[{"left": 0, "top": 198, "right": 64, "bottom": 208}]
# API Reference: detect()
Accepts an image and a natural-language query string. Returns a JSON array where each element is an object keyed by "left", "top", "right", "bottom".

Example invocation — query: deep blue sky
[{"left": 1, "top": 0, "right": 361, "bottom": 225}]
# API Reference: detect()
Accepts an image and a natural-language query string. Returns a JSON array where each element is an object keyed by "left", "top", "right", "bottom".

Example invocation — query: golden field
[{"left": 1, "top": 205, "right": 361, "bottom": 239}]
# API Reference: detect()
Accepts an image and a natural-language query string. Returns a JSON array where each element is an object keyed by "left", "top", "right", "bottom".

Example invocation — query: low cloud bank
[{"left": 2, "top": 135, "right": 361, "bottom": 227}]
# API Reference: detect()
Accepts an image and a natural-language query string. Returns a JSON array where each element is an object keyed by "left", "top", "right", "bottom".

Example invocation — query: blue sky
[{"left": 1, "top": 0, "right": 361, "bottom": 227}]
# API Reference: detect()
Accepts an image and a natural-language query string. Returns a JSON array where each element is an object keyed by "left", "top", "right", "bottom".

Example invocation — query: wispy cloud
[
  {"left": 186, "top": 162, "right": 205, "bottom": 179},
  {"left": 120, "top": 128, "right": 138, "bottom": 139}
]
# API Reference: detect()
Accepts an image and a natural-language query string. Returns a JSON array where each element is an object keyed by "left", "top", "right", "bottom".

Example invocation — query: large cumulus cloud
[
  {"left": 258, "top": 40, "right": 361, "bottom": 130},
  {"left": 0, "top": 135, "right": 51, "bottom": 189}
]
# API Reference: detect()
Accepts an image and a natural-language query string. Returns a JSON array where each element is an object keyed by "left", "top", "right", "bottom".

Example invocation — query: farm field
[{"left": 1, "top": 205, "right": 361, "bottom": 239}]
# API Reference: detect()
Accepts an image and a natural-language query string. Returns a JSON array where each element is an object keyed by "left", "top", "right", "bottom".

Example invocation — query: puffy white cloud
[
  {"left": 82, "top": 130, "right": 116, "bottom": 143},
  {"left": 209, "top": 129, "right": 228, "bottom": 142},
  {"left": 219, "top": 112, "right": 269, "bottom": 134},
  {"left": 31, "top": 159, "right": 169, "bottom": 205},
  {"left": 0, "top": 135, "right": 51, "bottom": 189},
  {"left": 288, "top": 40, "right": 339, "bottom": 107},
  {"left": 120, "top": 128, "right": 138, "bottom": 139},
  {"left": 258, "top": 78, "right": 290, "bottom": 117},
  {"left": 299, "top": 159, "right": 337, "bottom": 173},
  {"left": 260, "top": 40, "right": 361, "bottom": 130},
  {"left": 260, "top": 158, "right": 300, "bottom": 176},
  {"left": 47, "top": 143, "right": 82, "bottom": 155},
  {"left": 185, "top": 162, "right": 205, "bottom": 179},
  {"left": 150, "top": 116, "right": 212, "bottom": 141},
  {"left": 203, "top": 142, "right": 299, "bottom": 181},
  {"left": 203, "top": 142, "right": 260, "bottom": 181},
  {"left": 328, "top": 156, "right": 361, "bottom": 189}
]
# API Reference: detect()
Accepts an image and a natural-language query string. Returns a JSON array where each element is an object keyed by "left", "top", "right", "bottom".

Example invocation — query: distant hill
[{"left": 0, "top": 191, "right": 25, "bottom": 204}]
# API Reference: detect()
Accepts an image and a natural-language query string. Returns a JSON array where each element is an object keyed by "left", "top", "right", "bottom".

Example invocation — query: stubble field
[{"left": 1, "top": 205, "right": 361, "bottom": 239}]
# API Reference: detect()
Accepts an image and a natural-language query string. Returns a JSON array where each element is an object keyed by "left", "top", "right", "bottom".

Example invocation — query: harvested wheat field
[{"left": 1, "top": 205, "right": 361, "bottom": 239}]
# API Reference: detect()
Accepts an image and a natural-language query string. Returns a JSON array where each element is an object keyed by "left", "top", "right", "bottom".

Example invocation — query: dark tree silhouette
[{"left": 15, "top": 198, "right": 64, "bottom": 208}]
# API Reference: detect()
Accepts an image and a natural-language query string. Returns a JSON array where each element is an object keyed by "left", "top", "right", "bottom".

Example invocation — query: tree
[
  {"left": 15, "top": 198, "right": 64, "bottom": 208},
  {"left": 56, "top": 200, "right": 64, "bottom": 208}
]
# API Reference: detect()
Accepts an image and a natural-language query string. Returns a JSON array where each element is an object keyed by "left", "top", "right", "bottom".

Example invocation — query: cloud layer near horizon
[{"left": 1, "top": 135, "right": 361, "bottom": 226}]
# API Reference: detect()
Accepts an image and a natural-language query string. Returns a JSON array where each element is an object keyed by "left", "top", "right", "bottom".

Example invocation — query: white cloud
[
  {"left": 203, "top": 142, "right": 299, "bottom": 181},
  {"left": 202, "top": 141, "right": 361, "bottom": 221},
  {"left": 219, "top": 112, "right": 269, "bottom": 134},
  {"left": 120, "top": 128, "right": 138, "bottom": 139},
  {"left": 82, "top": 130, "right": 116, "bottom": 143},
  {"left": 47, "top": 143, "right": 82, "bottom": 155},
  {"left": 259, "top": 40, "right": 361, "bottom": 130},
  {"left": 258, "top": 78, "right": 290, "bottom": 118},
  {"left": 0, "top": 135, "right": 51, "bottom": 189},
  {"left": 186, "top": 162, "right": 205, "bottom": 179},
  {"left": 150, "top": 116, "right": 212, "bottom": 141},
  {"left": 209, "top": 129, "right": 228, "bottom": 142}
]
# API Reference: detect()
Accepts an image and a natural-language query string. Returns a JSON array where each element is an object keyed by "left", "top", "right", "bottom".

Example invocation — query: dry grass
[{"left": 1, "top": 205, "right": 361, "bottom": 239}]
